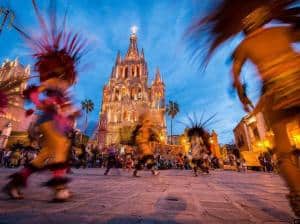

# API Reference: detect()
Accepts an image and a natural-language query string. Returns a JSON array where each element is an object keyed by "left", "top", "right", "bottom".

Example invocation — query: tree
[
  {"left": 166, "top": 100, "right": 179, "bottom": 145},
  {"left": 81, "top": 99, "right": 94, "bottom": 134}
]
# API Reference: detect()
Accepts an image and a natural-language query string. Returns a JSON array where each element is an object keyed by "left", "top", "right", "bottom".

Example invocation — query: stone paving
[{"left": 0, "top": 168, "right": 298, "bottom": 224}]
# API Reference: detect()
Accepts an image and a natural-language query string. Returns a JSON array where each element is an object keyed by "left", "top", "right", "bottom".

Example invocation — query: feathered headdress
[
  {"left": 182, "top": 113, "right": 217, "bottom": 151},
  {"left": 16, "top": 0, "right": 86, "bottom": 85},
  {"left": 187, "top": 0, "right": 300, "bottom": 67}
]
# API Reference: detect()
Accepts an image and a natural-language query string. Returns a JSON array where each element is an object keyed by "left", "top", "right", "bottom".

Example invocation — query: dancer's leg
[
  {"left": 271, "top": 117, "right": 300, "bottom": 217},
  {"left": 192, "top": 159, "right": 198, "bottom": 176},
  {"left": 2, "top": 126, "right": 52, "bottom": 200},
  {"left": 133, "top": 157, "right": 143, "bottom": 177},
  {"left": 40, "top": 121, "right": 71, "bottom": 202}
]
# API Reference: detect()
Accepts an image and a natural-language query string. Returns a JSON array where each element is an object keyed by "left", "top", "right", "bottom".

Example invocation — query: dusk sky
[{"left": 0, "top": 0, "right": 261, "bottom": 143}]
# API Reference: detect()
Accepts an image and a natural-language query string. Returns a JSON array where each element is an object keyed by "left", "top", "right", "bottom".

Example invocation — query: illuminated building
[
  {"left": 234, "top": 112, "right": 273, "bottom": 153},
  {"left": 95, "top": 28, "right": 167, "bottom": 147},
  {"left": 0, "top": 59, "right": 34, "bottom": 132},
  {"left": 209, "top": 130, "right": 222, "bottom": 158},
  {"left": 0, "top": 59, "right": 36, "bottom": 148},
  {"left": 234, "top": 112, "right": 274, "bottom": 166},
  {"left": 234, "top": 111, "right": 300, "bottom": 167},
  {"left": 287, "top": 120, "right": 300, "bottom": 149}
]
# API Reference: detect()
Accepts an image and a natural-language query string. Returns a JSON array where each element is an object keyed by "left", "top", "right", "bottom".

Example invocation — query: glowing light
[{"left": 130, "top": 25, "right": 138, "bottom": 35}]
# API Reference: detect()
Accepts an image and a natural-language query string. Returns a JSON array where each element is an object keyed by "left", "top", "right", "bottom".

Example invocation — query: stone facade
[
  {"left": 96, "top": 31, "right": 167, "bottom": 147},
  {"left": 0, "top": 59, "right": 34, "bottom": 133},
  {"left": 233, "top": 112, "right": 272, "bottom": 153}
]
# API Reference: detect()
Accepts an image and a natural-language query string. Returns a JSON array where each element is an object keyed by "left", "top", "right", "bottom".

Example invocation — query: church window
[
  {"left": 115, "top": 89, "right": 120, "bottom": 101},
  {"left": 130, "top": 88, "right": 134, "bottom": 100},
  {"left": 124, "top": 67, "right": 128, "bottom": 79},
  {"left": 121, "top": 87, "right": 126, "bottom": 99},
  {"left": 132, "top": 66, "right": 135, "bottom": 77},
  {"left": 120, "top": 67, "right": 123, "bottom": 78},
  {"left": 137, "top": 66, "right": 140, "bottom": 77},
  {"left": 128, "top": 113, "right": 132, "bottom": 122},
  {"left": 137, "top": 87, "right": 142, "bottom": 100}
]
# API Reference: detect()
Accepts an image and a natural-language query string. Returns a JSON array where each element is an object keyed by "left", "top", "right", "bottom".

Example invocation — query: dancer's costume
[
  {"left": 188, "top": 0, "right": 300, "bottom": 216},
  {"left": 190, "top": 138, "right": 209, "bottom": 176},
  {"left": 132, "top": 113, "right": 160, "bottom": 177},
  {"left": 187, "top": 123, "right": 211, "bottom": 176},
  {"left": 3, "top": 0, "right": 85, "bottom": 201}
]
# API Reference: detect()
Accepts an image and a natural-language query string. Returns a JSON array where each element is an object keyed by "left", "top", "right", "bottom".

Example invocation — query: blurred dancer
[
  {"left": 132, "top": 113, "right": 160, "bottom": 177},
  {"left": 3, "top": 0, "right": 85, "bottom": 202},
  {"left": 189, "top": 133, "right": 210, "bottom": 176},
  {"left": 190, "top": 138, "right": 202, "bottom": 176},
  {"left": 124, "top": 145, "right": 134, "bottom": 172},
  {"left": 104, "top": 145, "right": 117, "bottom": 175},
  {"left": 188, "top": 0, "right": 300, "bottom": 216}
]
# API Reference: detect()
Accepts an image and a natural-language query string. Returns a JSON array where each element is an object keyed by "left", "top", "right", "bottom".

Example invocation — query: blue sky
[{"left": 0, "top": 0, "right": 261, "bottom": 143}]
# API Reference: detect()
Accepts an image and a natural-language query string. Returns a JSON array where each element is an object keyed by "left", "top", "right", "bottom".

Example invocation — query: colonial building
[
  {"left": 233, "top": 112, "right": 274, "bottom": 167},
  {"left": 0, "top": 59, "right": 36, "bottom": 148},
  {"left": 96, "top": 30, "right": 167, "bottom": 147},
  {"left": 234, "top": 110, "right": 300, "bottom": 168},
  {"left": 234, "top": 112, "right": 272, "bottom": 153},
  {"left": 0, "top": 59, "right": 33, "bottom": 132}
]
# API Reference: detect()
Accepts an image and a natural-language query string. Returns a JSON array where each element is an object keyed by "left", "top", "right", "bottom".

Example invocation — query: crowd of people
[
  {"left": 0, "top": 142, "right": 220, "bottom": 172},
  {"left": 0, "top": 146, "right": 37, "bottom": 168},
  {"left": 0, "top": 141, "right": 264, "bottom": 173}
]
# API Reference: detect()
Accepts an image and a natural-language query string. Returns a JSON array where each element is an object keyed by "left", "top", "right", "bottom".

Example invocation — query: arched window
[
  {"left": 137, "top": 66, "right": 140, "bottom": 78},
  {"left": 115, "top": 89, "right": 119, "bottom": 101},
  {"left": 124, "top": 67, "right": 128, "bottom": 79},
  {"left": 130, "top": 88, "right": 134, "bottom": 100},
  {"left": 132, "top": 66, "right": 135, "bottom": 77},
  {"left": 137, "top": 87, "right": 142, "bottom": 100},
  {"left": 117, "top": 67, "right": 123, "bottom": 78},
  {"left": 121, "top": 87, "right": 126, "bottom": 99},
  {"left": 128, "top": 113, "right": 131, "bottom": 122}
]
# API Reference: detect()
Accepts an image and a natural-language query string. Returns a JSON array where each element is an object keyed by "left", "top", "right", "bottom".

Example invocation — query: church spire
[
  {"left": 115, "top": 51, "right": 121, "bottom": 64},
  {"left": 154, "top": 67, "right": 162, "bottom": 84},
  {"left": 140, "top": 48, "right": 145, "bottom": 59},
  {"left": 126, "top": 26, "right": 139, "bottom": 59}
]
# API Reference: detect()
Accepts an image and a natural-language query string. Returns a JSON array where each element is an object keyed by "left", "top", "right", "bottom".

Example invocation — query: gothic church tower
[{"left": 97, "top": 29, "right": 166, "bottom": 147}]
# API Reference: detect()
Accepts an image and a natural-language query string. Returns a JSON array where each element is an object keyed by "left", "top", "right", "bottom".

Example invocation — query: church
[{"left": 95, "top": 28, "right": 167, "bottom": 147}]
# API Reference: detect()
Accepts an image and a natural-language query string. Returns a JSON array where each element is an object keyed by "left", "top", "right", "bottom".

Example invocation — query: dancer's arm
[{"left": 232, "top": 44, "right": 253, "bottom": 113}]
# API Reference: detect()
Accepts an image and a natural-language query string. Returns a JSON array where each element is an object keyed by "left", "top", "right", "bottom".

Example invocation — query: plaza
[
  {"left": 1, "top": 1, "right": 300, "bottom": 223},
  {"left": 0, "top": 168, "right": 297, "bottom": 224}
]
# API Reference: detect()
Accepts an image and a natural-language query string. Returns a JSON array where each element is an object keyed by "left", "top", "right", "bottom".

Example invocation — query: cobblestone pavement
[{"left": 0, "top": 168, "right": 298, "bottom": 224}]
